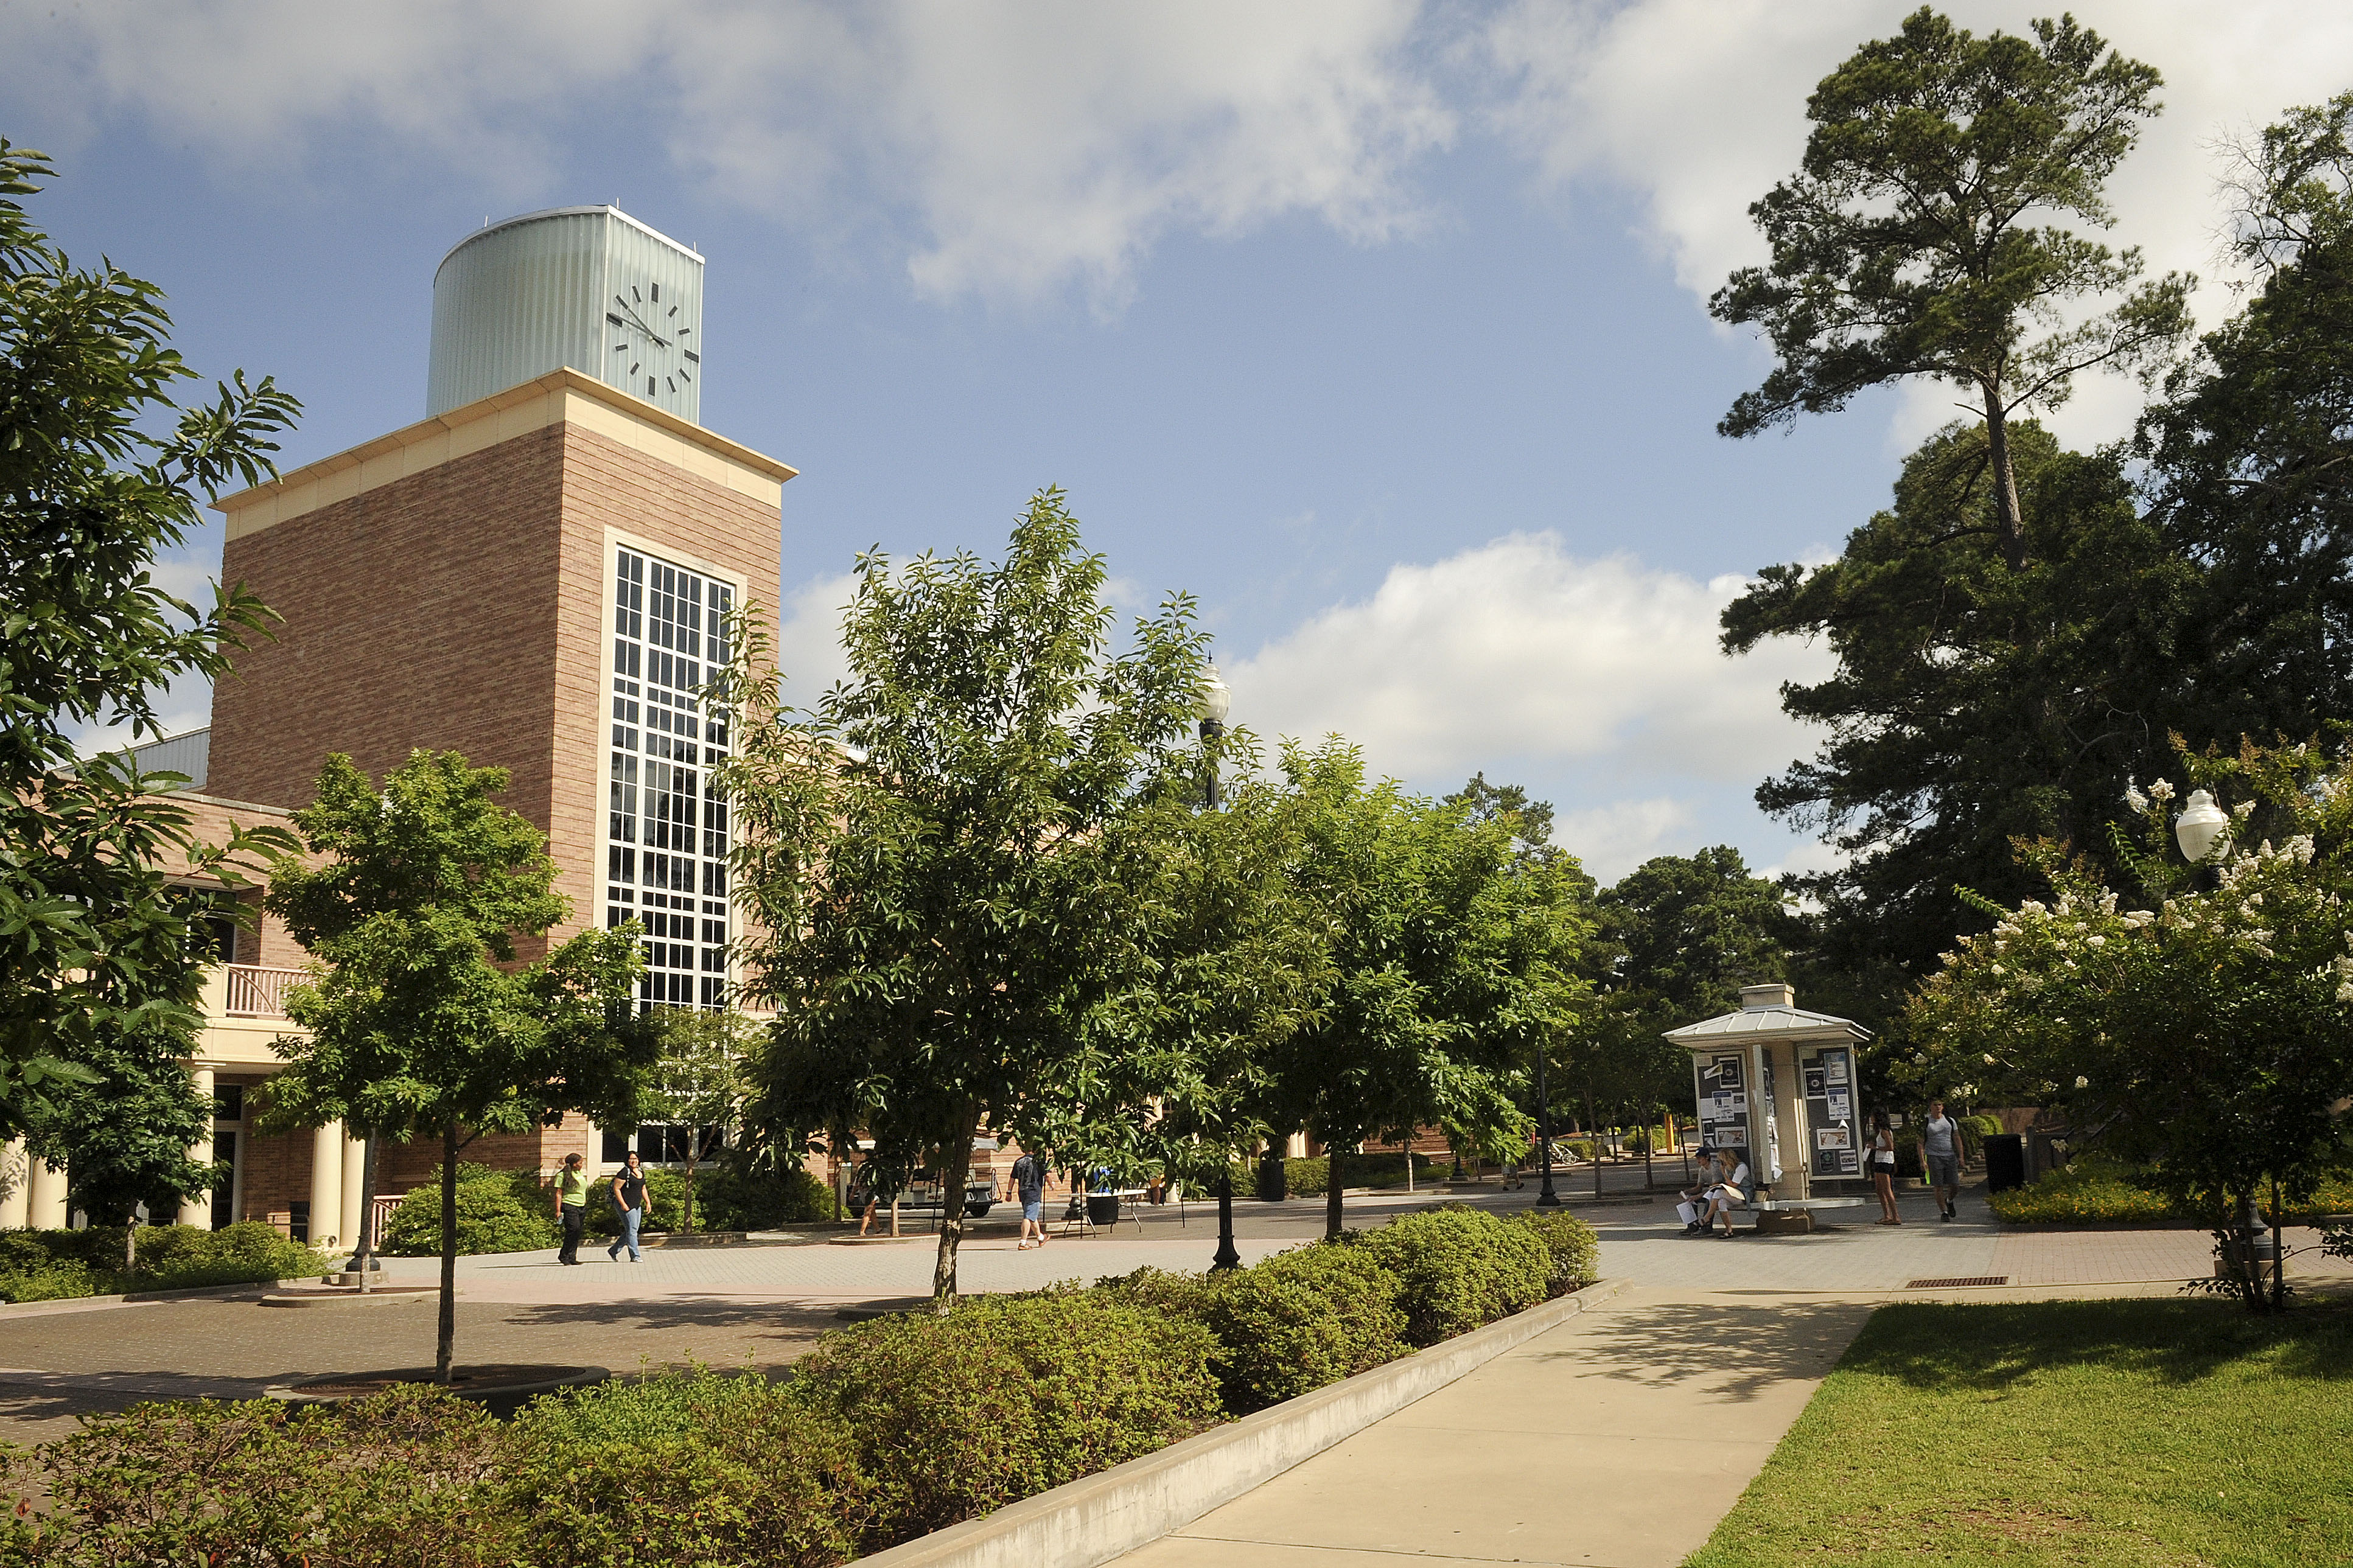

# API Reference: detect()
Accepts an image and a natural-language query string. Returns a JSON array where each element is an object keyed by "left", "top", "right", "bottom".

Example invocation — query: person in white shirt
[{"left": 1706, "top": 1151, "right": 1752, "bottom": 1238}]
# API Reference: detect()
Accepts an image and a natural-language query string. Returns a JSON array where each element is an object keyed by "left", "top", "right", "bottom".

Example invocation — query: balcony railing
[{"left": 223, "top": 964, "right": 306, "bottom": 1019}]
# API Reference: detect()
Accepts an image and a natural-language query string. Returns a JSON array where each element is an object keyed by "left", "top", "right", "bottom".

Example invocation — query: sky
[{"left": 11, "top": 0, "right": 2351, "bottom": 883}]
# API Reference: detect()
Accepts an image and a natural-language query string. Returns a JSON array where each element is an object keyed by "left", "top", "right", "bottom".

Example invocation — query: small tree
[
  {"left": 1710, "top": 7, "right": 2189, "bottom": 568},
  {"left": 719, "top": 490, "right": 1201, "bottom": 1309},
  {"left": 264, "top": 750, "right": 657, "bottom": 1379},
  {"left": 1907, "top": 739, "right": 2353, "bottom": 1309},
  {"left": 642, "top": 1008, "right": 755, "bottom": 1232},
  {"left": 0, "top": 138, "right": 298, "bottom": 1131},
  {"left": 23, "top": 1021, "right": 217, "bottom": 1269}
]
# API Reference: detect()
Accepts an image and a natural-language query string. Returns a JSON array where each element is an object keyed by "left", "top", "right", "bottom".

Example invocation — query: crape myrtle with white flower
[{"left": 1904, "top": 739, "right": 2353, "bottom": 1309}]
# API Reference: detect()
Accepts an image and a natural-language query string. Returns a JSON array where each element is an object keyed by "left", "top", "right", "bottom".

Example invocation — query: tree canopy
[
  {"left": 0, "top": 138, "right": 298, "bottom": 1133},
  {"left": 265, "top": 750, "right": 654, "bottom": 1380},
  {"left": 719, "top": 490, "right": 1204, "bottom": 1307},
  {"left": 1710, "top": 7, "right": 2189, "bottom": 565}
]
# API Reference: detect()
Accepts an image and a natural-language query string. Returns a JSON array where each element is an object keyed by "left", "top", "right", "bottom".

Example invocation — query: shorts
[
  {"left": 1022, "top": 1197, "right": 1043, "bottom": 1222},
  {"left": 1927, "top": 1154, "right": 1960, "bottom": 1188}
]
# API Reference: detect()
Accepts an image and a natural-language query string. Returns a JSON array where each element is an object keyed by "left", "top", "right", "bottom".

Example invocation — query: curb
[
  {"left": 0, "top": 1277, "right": 312, "bottom": 1320},
  {"left": 850, "top": 1277, "right": 1631, "bottom": 1568}
]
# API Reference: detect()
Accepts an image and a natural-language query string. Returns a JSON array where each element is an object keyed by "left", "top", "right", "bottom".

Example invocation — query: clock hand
[{"left": 612, "top": 298, "right": 668, "bottom": 346}]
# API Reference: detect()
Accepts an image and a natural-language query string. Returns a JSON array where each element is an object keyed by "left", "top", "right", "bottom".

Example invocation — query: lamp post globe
[
  {"left": 1195, "top": 666, "right": 1231, "bottom": 726},
  {"left": 2175, "top": 789, "right": 2229, "bottom": 865}
]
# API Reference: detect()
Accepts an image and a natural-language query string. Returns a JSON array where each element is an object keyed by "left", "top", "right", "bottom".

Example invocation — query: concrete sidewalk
[{"left": 1116, "top": 1283, "right": 1872, "bottom": 1568}]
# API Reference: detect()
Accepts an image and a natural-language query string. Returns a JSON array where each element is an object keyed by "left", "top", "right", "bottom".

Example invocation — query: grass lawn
[{"left": 1687, "top": 1295, "right": 2353, "bottom": 1568}]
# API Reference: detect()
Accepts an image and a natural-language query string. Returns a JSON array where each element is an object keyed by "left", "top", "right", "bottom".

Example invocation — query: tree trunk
[
  {"left": 1981, "top": 382, "right": 2027, "bottom": 570},
  {"left": 1643, "top": 1103, "right": 1655, "bottom": 1191},
  {"left": 682, "top": 1144, "right": 697, "bottom": 1234},
  {"left": 353, "top": 1130, "right": 378, "bottom": 1294},
  {"left": 1588, "top": 1086, "right": 1603, "bottom": 1200},
  {"left": 124, "top": 1208, "right": 138, "bottom": 1274},
  {"left": 436, "top": 1118, "right": 460, "bottom": 1385},
  {"left": 1324, "top": 1146, "right": 1345, "bottom": 1239},
  {"left": 929, "top": 1105, "right": 982, "bottom": 1314}
]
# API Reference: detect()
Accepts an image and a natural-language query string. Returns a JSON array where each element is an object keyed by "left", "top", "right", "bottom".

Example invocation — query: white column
[
  {"left": 0, "top": 1138, "right": 30, "bottom": 1231},
  {"left": 179, "top": 1067, "right": 217, "bottom": 1228},
  {"left": 307, "top": 1120, "right": 345, "bottom": 1249},
  {"left": 26, "top": 1157, "right": 69, "bottom": 1230},
  {"left": 340, "top": 1131, "right": 366, "bottom": 1253}
]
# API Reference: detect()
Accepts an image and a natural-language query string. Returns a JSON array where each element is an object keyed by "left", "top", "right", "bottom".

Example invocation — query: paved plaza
[{"left": 4, "top": 1175, "right": 2346, "bottom": 1466}]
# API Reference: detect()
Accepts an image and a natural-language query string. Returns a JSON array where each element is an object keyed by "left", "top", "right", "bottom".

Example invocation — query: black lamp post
[
  {"left": 1198, "top": 666, "right": 1244, "bottom": 1272},
  {"left": 1534, "top": 1039, "right": 1560, "bottom": 1207}
]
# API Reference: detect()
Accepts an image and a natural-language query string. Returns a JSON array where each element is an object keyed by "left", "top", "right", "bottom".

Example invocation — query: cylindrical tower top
[{"left": 428, "top": 206, "right": 704, "bottom": 425}]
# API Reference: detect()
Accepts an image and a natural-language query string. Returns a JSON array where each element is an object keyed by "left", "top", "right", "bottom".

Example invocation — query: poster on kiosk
[{"left": 1695, "top": 1051, "right": 1752, "bottom": 1175}]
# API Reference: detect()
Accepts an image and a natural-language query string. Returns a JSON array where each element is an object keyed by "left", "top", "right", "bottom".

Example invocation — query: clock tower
[{"left": 427, "top": 206, "right": 706, "bottom": 425}]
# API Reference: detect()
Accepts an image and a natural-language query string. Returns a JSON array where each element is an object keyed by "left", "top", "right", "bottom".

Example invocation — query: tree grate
[{"left": 1904, "top": 1275, "right": 2008, "bottom": 1289}]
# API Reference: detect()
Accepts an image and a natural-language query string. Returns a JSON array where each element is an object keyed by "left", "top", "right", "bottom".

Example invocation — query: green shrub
[
  {"left": 385, "top": 1164, "right": 561, "bottom": 1256},
  {"left": 19, "top": 1384, "right": 511, "bottom": 1564},
  {"left": 1965, "top": 1113, "right": 2004, "bottom": 1141},
  {"left": 689, "top": 1156, "right": 833, "bottom": 1230},
  {"left": 505, "top": 1367, "right": 869, "bottom": 1568},
  {"left": 1203, "top": 1245, "right": 1409, "bottom": 1413},
  {"left": 1352, "top": 1206, "right": 1547, "bottom": 1346},
  {"left": 0, "top": 1223, "right": 321, "bottom": 1302},
  {"left": 786, "top": 1288, "right": 1222, "bottom": 1548},
  {"left": 1507, "top": 1209, "right": 1600, "bottom": 1297},
  {"left": 1280, "top": 1155, "right": 1330, "bottom": 1197},
  {"left": 1096, "top": 1264, "right": 1226, "bottom": 1324}
]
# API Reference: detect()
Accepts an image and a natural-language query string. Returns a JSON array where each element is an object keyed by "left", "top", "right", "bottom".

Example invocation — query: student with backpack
[{"left": 1011, "top": 1145, "right": 1049, "bottom": 1250}]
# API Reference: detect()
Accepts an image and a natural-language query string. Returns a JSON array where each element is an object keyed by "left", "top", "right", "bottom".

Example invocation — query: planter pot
[{"left": 1086, "top": 1194, "right": 1121, "bottom": 1227}]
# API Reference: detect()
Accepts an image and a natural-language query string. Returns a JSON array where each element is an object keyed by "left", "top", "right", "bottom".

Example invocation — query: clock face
[{"left": 606, "top": 278, "right": 699, "bottom": 402}]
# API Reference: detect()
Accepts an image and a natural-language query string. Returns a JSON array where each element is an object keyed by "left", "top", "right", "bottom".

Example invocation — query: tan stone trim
[{"left": 214, "top": 368, "right": 795, "bottom": 540}]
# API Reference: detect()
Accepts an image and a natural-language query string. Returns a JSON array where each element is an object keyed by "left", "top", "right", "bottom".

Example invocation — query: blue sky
[{"left": 12, "top": 1, "right": 2347, "bottom": 880}]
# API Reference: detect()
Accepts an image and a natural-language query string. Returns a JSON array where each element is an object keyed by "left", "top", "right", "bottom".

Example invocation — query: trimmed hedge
[
  {"left": 384, "top": 1164, "right": 562, "bottom": 1256},
  {"left": 1350, "top": 1206, "right": 1549, "bottom": 1347},
  {"left": 9, "top": 1204, "right": 1604, "bottom": 1564},
  {"left": 1989, "top": 1160, "right": 2353, "bottom": 1225},
  {"left": 0, "top": 1222, "right": 324, "bottom": 1303},
  {"left": 1510, "top": 1207, "right": 1602, "bottom": 1296}
]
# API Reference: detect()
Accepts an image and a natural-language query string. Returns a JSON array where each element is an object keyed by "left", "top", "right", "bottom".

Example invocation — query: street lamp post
[
  {"left": 1534, "top": 1038, "right": 1560, "bottom": 1207},
  {"left": 1197, "top": 666, "right": 1243, "bottom": 1272}
]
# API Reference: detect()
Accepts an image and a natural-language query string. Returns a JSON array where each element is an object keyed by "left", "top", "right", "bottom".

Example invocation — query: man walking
[
  {"left": 607, "top": 1148, "right": 649, "bottom": 1262},
  {"left": 1922, "top": 1099, "right": 1967, "bottom": 1222},
  {"left": 1011, "top": 1142, "right": 1049, "bottom": 1250},
  {"left": 553, "top": 1151, "right": 590, "bottom": 1265}
]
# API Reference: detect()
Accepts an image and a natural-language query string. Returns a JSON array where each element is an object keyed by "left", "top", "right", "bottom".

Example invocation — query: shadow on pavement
[{"left": 1525, "top": 1295, "right": 1876, "bottom": 1404}]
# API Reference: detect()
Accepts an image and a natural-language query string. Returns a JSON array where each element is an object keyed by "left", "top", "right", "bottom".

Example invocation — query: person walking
[
  {"left": 607, "top": 1149, "right": 648, "bottom": 1262},
  {"left": 1922, "top": 1098, "right": 1967, "bottom": 1221},
  {"left": 848, "top": 1162, "right": 876, "bottom": 1235},
  {"left": 1867, "top": 1110, "right": 1901, "bottom": 1224},
  {"left": 1012, "top": 1144, "right": 1049, "bottom": 1250},
  {"left": 553, "top": 1151, "right": 590, "bottom": 1265}
]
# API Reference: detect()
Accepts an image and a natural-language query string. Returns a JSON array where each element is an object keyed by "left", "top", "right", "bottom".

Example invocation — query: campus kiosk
[{"left": 1666, "top": 984, "right": 1872, "bottom": 1219}]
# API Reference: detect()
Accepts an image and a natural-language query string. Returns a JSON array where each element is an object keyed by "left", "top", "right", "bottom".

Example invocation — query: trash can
[
  {"left": 1256, "top": 1155, "right": 1287, "bottom": 1202},
  {"left": 1984, "top": 1132, "right": 2026, "bottom": 1193},
  {"left": 1086, "top": 1193, "right": 1120, "bottom": 1227}
]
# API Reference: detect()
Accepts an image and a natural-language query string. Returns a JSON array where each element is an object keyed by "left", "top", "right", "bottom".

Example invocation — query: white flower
[
  {"left": 2074, "top": 1076, "right": 2089, "bottom": 1089},
  {"left": 1982, "top": 1053, "right": 1996, "bottom": 1065},
  {"left": 2338, "top": 981, "right": 2353, "bottom": 1005},
  {"left": 2125, "top": 781, "right": 2148, "bottom": 813},
  {"left": 2288, "top": 835, "right": 2316, "bottom": 864},
  {"left": 2234, "top": 800, "right": 2256, "bottom": 820},
  {"left": 2086, "top": 935, "right": 2106, "bottom": 947},
  {"left": 2148, "top": 779, "right": 2176, "bottom": 803}
]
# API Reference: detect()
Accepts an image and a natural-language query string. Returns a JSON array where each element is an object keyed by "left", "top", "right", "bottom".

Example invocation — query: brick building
[{"left": 0, "top": 207, "right": 799, "bottom": 1242}]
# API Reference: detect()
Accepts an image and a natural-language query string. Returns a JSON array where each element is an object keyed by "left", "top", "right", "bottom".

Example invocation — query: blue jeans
[{"left": 609, "top": 1205, "right": 643, "bottom": 1260}]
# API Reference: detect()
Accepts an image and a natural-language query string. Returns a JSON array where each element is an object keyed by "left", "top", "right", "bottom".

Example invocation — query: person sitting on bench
[
  {"left": 1706, "top": 1150, "right": 1752, "bottom": 1238},
  {"left": 1676, "top": 1146, "right": 1724, "bottom": 1234}
]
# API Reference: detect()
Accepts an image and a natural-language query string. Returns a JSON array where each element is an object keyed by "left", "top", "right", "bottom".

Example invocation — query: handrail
[{"left": 222, "top": 964, "right": 307, "bottom": 1019}]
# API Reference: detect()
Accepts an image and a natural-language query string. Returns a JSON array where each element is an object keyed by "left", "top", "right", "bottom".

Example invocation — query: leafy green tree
[
  {"left": 1582, "top": 848, "right": 1802, "bottom": 1168},
  {"left": 1262, "top": 744, "right": 1590, "bottom": 1236},
  {"left": 1906, "top": 739, "right": 2353, "bottom": 1310},
  {"left": 23, "top": 1022, "right": 216, "bottom": 1268},
  {"left": 263, "top": 750, "right": 656, "bottom": 1381},
  {"left": 2138, "top": 92, "right": 2353, "bottom": 747},
  {"left": 642, "top": 1008, "right": 755, "bottom": 1232},
  {"left": 718, "top": 491, "right": 1203, "bottom": 1308},
  {"left": 1076, "top": 728, "right": 1332, "bottom": 1262},
  {"left": 1722, "top": 420, "right": 2197, "bottom": 996},
  {"left": 1710, "top": 7, "right": 2189, "bottom": 566},
  {"left": 0, "top": 138, "right": 298, "bottom": 1131}
]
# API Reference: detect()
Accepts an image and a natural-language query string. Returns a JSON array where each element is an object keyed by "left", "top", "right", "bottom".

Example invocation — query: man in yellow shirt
[{"left": 553, "top": 1152, "right": 592, "bottom": 1266}]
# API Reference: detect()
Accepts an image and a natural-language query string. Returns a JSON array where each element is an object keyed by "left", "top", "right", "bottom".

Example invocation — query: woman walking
[{"left": 1867, "top": 1110, "right": 1901, "bottom": 1224}]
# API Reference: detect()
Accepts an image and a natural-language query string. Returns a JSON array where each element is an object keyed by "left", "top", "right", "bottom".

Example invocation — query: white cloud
[
  {"left": 767, "top": 571, "right": 858, "bottom": 711},
  {"left": 1225, "top": 532, "right": 1834, "bottom": 868},
  {"left": 1485, "top": 0, "right": 2353, "bottom": 448},
  {"left": 1550, "top": 797, "right": 1697, "bottom": 882},
  {"left": 7, "top": 0, "right": 1449, "bottom": 310}
]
